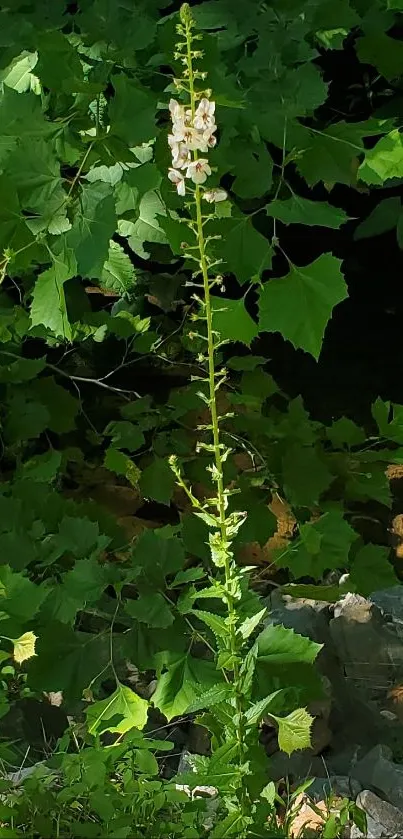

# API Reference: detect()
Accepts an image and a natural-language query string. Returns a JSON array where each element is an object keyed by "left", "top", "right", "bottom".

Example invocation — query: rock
[
  {"left": 350, "top": 789, "right": 403, "bottom": 838},
  {"left": 351, "top": 745, "right": 403, "bottom": 811},
  {"left": 266, "top": 589, "right": 332, "bottom": 646},
  {"left": 371, "top": 587, "right": 403, "bottom": 625},
  {"left": 307, "top": 775, "right": 362, "bottom": 802}
]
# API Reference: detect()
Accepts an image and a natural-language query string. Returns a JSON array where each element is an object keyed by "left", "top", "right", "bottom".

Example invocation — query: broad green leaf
[
  {"left": 354, "top": 198, "right": 401, "bottom": 240},
  {"left": 357, "top": 33, "right": 403, "bottom": 81},
  {"left": 105, "top": 420, "right": 145, "bottom": 452},
  {"left": 0, "top": 356, "right": 45, "bottom": 384},
  {"left": 29, "top": 376, "right": 79, "bottom": 433},
  {"left": 115, "top": 162, "right": 161, "bottom": 214},
  {"left": 35, "top": 31, "right": 83, "bottom": 92},
  {"left": 192, "top": 609, "right": 228, "bottom": 641},
  {"left": 210, "top": 811, "right": 252, "bottom": 838},
  {"left": 226, "top": 355, "right": 266, "bottom": 371},
  {"left": 100, "top": 241, "right": 137, "bottom": 295},
  {"left": 211, "top": 296, "right": 258, "bottom": 347},
  {"left": 271, "top": 707, "right": 314, "bottom": 755},
  {"left": 239, "top": 608, "right": 267, "bottom": 641},
  {"left": 126, "top": 593, "right": 174, "bottom": 629},
  {"left": 282, "top": 444, "right": 334, "bottom": 507},
  {"left": 186, "top": 683, "right": 232, "bottom": 713},
  {"left": 359, "top": 130, "right": 403, "bottom": 186},
  {"left": 258, "top": 254, "right": 348, "bottom": 360},
  {"left": 0, "top": 176, "right": 30, "bottom": 252},
  {"left": 27, "top": 624, "right": 110, "bottom": 699},
  {"left": 257, "top": 623, "right": 322, "bottom": 665},
  {"left": 346, "top": 463, "right": 392, "bottom": 507},
  {"left": 30, "top": 242, "right": 76, "bottom": 339},
  {"left": 326, "top": 417, "right": 366, "bottom": 448},
  {"left": 54, "top": 516, "right": 105, "bottom": 559},
  {"left": 152, "top": 653, "right": 221, "bottom": 721},
  {"left": 350, "top": 544, "right": 397, "bottom": 596},
  {"left": 6, "top": 139, "right": 65, "bottom": 212},
  {"left": 0, "top": 566, "right": 48, "bottom": 621},
  {"left": 297, "top": 121, "right": 372, "bottom": 187},
  {"left": 245, "top": 690, "right": 284, "bottom": 726},
  {"left": 104, "top": 447, "right": 141, "bottom": 487},
  {"left": 140, "top": 457, "right": 175, "bottom": 506},
  {"left": 267, "top": 196, "right": 349, "bottom": 228},
  {"left": 279, "top": 510, "right": 357, "bottom": 579},
  {"left": 109, "top": 75, "right": 156, "bottom": 147},
  {"left": 87, "top": 682, "right": 148, "bottom": 735},
  {"left": 20, "top": 449, "right": 62, "bottom": 482},
  {"left": 67, "top": 182, "right": 117, "bottom": 279},
  {"left": 219, "top": 136, "right": 273, "bottom": 198},
  {"left": 282, "top": 582, "right": 353, "bottom": 602},
  {"left": 121, "top": 190, "right": 167, "bottom": 259},
  {"left": 217, "top": 217, "right": 272, "bottom": 284},
  {"left": 1, "top": 51, "right": 39, "bottom": 93},
  {"left": 131, "top": 530, "right": 185, "bottom": 586},
  {"left": 13, "top": 631, "right": 37, "bottom": 664}
]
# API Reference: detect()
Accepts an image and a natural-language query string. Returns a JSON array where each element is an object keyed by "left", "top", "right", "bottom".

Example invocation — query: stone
[
  {"left": 371, "top": 587, "right": 403, "bottom": 626},
  {"left": 351, "top": 745, "right": 403, "bottom": 811},
  {"left": 350, "top": 789, "right": 403, "bottom": 838},
  {"left": 307, "top": 775, "right": 362, "bottom": 802}
]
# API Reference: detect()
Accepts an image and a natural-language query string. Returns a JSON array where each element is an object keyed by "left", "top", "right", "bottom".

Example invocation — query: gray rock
[
  {"left": 350, "top": 789, "right": 403, "bottom": 838},
  {"left": 351, "top": 745, "right": 403, "bottom": 811},
  {"left": 371, "top": 588, "right": 403, "bottom": 625},
  {"left": 307, "top": 775, "right": 362, "bottom": 802}
]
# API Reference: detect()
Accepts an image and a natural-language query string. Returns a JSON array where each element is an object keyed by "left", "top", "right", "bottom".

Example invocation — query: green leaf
[
  {"left": 87, "top": 682, "right": 148, "bottom": 735},
  {"left": 267, "top": 196, "right": 349, "bottom": 228},
  {"left": 30, "top": 242, "right": 77, "bottom": 339},
  {"left": 245, "top": 690, "right": 284, "bottom": 726},
  {"left": 226, "top": 355, "right": 266, "bottom": 371},
  {"left": 7, "top": 138, "right": 65, "bottom": 212},
  {"left": 20, "top": 449, "right": 62, "bottom": 482},
  {"left": 28, "top": 624, "right": 110, "bottom": 699},
  {"left": 217, "top": 217, "right": 272, "bottom": 284},
  {"left": 152, "top": 653, "right": 222, "bottom": 721},
  {"left": 357, "top": 32, "right": 403, "bottom": 81},
  {"left": 359, "top": 130, "right": 403, "bottom": 186},
  {"left": 0, "top": 566, "right": 48, "bottom": 621},
  {"left": 13, "top": 631, "right": 37, "bottom": 664},
  {"left": 279, "top": 510, "right": 357, "bottom": 579},
  {"left": 192, "top": 609, "right": 228, "bottom": 642},
  {"left": 109, "top": 75, "right": 156, "bottom": 147},
  {"left": 210, "top": 811, "right": 251, "bottom": 839},
  {"left": 282, "top": 444, "right": 334, "bottom": 507},
  {"left": 271, "top": 707, "right": 314, "bottom": 755},
  {"left": 100, "top": 241, "right": 137, "bottom": 295},
  {"left": 282, "top": 582, "right": 353, "bottom": 602},
  {"left": 239, "top": 608, "right": 267, "bottom": 641},
  {"left": 104, "top": 447, "right": 140, "bottom": 487},
  {"left": 54, "top": 516, "right": 105, "bottom": 559},
  {"left": 121, "top": 190, "right": 167, "bottom": 259},
  {"left": 105, "top": 420, "right": 145, "bottom": 452},
  {"left": 67, "top": 183, "right": 117, "bottom": 279},
  {"left": 131, "top": 530, "right": 185, "bottom": 586},
  {"left": 211, "top": 296, "right": 258, "bottom": 347},
  {"left": 350, "top": 544, "right": 397, "bottom": 596},
  {"left": 126, "top": 593, "right": 174, "bottom": 629},
  {"left": 297, "top": 121, "right": 371, "bottom": 187},
  {"left": 140, "top": 457, "right": 175, "bottom": 506},
  {"left": 257, "top": 623, "right": 322, "bottom": 665},
  {"left": 354, "top": 198, "right": 401, "bottom": 240},
  {"left": 1, "top": 51, "right": 39, "bottom": 93},
  {"left": 258, "top": 254, "right": 348, "bottom": 360},
  {"left": 326, "top": 417, "right": 366, "bottom": 448},
  {"left": 185, "top": 683, "right": 232, "bottom": 713},
  {"left": 29, "top": 376, "right": 79, "bottom": 433}
]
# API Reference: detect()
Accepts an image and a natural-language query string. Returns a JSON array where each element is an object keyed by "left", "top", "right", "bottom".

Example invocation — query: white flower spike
[
  {"left": 168, "top": 168, "right": 186, "bottom": 196},
  {"left": 186, "top": 159, "right": 211, "bottom": 184}
]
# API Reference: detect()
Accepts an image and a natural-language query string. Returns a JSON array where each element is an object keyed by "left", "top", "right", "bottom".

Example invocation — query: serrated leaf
[
  {"left": 282, "top": 444, "right": 334, "bottom": 507},
  {"left": 267, "top": 196, "right": 349, "bottom": 228},
  {"left": 109, "top": 75, "right": 156, "bottom": 147},
  {"left": 67, "top": 182, "right": 117, "bottom": 279},
  {"left": 211, "top": 296, "right": 258, "bottom": 347},
  {"left": 357, "top": 32, "right": 403, "bottom": 81},
  {"left": 217, "top": 217, "right": 272, "bottom": 284},
  {"left": 326, "top": 417, "right": 366, "bottom": 448},
  {"left": 192, "top": 609, "right": 228, "bottom": 641},
  {"left": 258, "top": 254, "right": 348, "bottom": 359},
  {"left": 7, "top": 138, "right": 65, "bottom": 212},
  {"left": 12, "top": 631, "right": 37, "bottom": 664},
  {"left": 350, "top": 544, "right": 397, "bottom": 596},
  {"left": 245, "top": 690, "right": 284, "bottom": 726},
  {"left": 210, "top": 811, "right": 252, "bottom": 838},
  {"left": 87, "top": 682, "right": 148, "bottom": 735},
  {"left": 271, "top": 707, "right": 314, "bottom": 755},
  {"left": 152, "top": 653, "right": 222, "bottom": 721},
  {"left": 1, "top": 51, "right": 39, "bottom": 93},
  {"left": 359, "top": 130, "right": 403, "bottom": 186},
  {"left": 100, "top": 241, "right": 136, "bottom": 295},
  {"left": 54, "top": 516, "right": 105, "bottom": 559},
  {"left": 30, "top": 242, "right": 76, "bottom": 339},
  {"left": 140, "top": 457, "right": 175, "bottom": 506},
  {"left": 297, "top": 121, "right": 371, "bottom": 187},
  {"left": 21, "top": 448, "right": 62, "bottom": 482},
  {"left": 122, "top": 190, "right": 167, "bottom": 259},
  {"left": 279, "top": 510, "right": 357, "bottom": 579},
  {"left": 238, "top": 608, "right": 267, "bottom": 640},
  {"left": 105, "top": 420, "right": 145, "bottom": 452},
  {"left": 126, "top": 593, "right": 174, "bottom": 629},
  {"left": 186, "top": 683, "right": 232, "bottom": 713},
  {"left": 104, "top": 447, "right": 141, "bottom": 487},
  {"left": 257, "top": 623, "right": 322, "bottom": 665},
  {"left": 0, "top": 566, "right": 48, "bottom": 621}
]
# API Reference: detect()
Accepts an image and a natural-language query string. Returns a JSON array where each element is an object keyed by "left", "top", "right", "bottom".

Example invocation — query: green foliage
[{"left": 0, "top": 0, "right": 401, "bottom": 836}]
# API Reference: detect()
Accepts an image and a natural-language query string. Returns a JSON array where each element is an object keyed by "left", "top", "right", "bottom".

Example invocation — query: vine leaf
[
  {"left": 126, "top": 593, "right": 174, "bottom": 629},
  {"left": 152, "top": 653, "right": 222, "bottom": 721},
  {"left": 30, "top": 242, "right": 76, "bottom": 339},
  {"left": 277, "top": 510, "right": 356, "bottom": 580},
  {"left": 282, "top": 444, "right": 334, "bottom": 507},
  {"left": 271, "top": 707, "right": 314, "bottom": 755},
  {"left": 13, "top": 631, "right": 37, "bottom": 664},
  {"left": 100, "top": 241, "right": 137, "bottom": 295},
  {"left": 357, "top": 33, "right": 403, "bottom": 81},
  {"left": 350, "top": 544, "right": 398, "bottom": 596},
  {"left": 354, "top": 197, "right": 401, "bottom": 240},
  {"left": 140, "top": 457, "right": 176, "bottom": 506},
  {"left": 217, "top": 217, "right": 272, "bottom": 284},
  {"left": 359, "top": 130, "right": 403, "bottom": 185},
  {"left": 211, "top": 296, "right": 258, "bottom": 347},
  {"left": 109, "top": 75, "right": 156, "bottom": 147},
  {"left": 67, "top": 182, "right": 117, "bottom": 279},
  {"left": 267, "top": 196, "right": 349, "bottom": 228},
  {"left": 258, "top": 254, "right": 348, "bottom": 360},
  {"left": 86, "top": 682, "right": 148, "bottom": 735}
]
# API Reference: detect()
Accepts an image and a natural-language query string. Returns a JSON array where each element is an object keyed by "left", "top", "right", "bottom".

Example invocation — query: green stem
[{"left": 182, "top": 7, "right": 249, "bottom": 817}]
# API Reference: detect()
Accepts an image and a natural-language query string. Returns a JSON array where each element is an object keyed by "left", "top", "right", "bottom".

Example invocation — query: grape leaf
[
  {"left": 54, "top": 516, "right": 105, "bottom": 559},
  {"left": 27, "top": 624, "right": 110, "bottom": 699},
  {"left": 29, "top": 376, "right": 79, "bottom": 433},
  {"left": 121, "top": 190, "right": 168, "bottom": 259},
  {"left": 105, "top": 420, "right": 145, "bottom": 452},
  {"left": 258, "top": 254, "right": 348, "bottom": 359},
  {"left": 267, "top": 196, "right": 349, "bottom": 228},
  {"left": 109, "top": 75, "right": 156, "bottom": 147},
  {"left": 87, "top": 681, "right": 148, "bottom": 735},
  {"left": 211, "top": 296, "right": 258, "bottom": 347},
  {"left": 30, "top": 242, "right": 76, "bottom": 339},
  {"left": 354, "top": 197, "right": 401, "bottom": 240},
  {"left": 297, "top": 121, "right": 372, "bottom": 187},
  {"left": 271, "top": 708, "right": 314, "bottom": 755},
  {"left": 67, "top": 182, "right": 117, "bottom": 279},
  {"left": 140, "top": 457, "right": 175, "bottom": 506},
  {"left": 282, "top": 444, "right": 334, "bottom": 507},
  {"left": 357, "top": 32, "right": 403, "bottom": 81},
  {"left": 100, "top": 241, "right": 137, "bottom": 294},
  {"left": 126, "top": 593, "right": 174, "bottom": 629},
  {"left": 350, "top": 544, "right": 397, "bottom": 596},
  {"left": 0, "top": 566, "right": 48, "bottom": 621},
  {"left": 152, "top": 653, "right": 222, "bottom": 721},
  {"left": 359, "top": 130, "right": 403, "bottom": 186},
  {"left": 13, "top": 631, "right": 37, "bottom": 664},
  {"left": 6, "top": 138, "right": 65, "bottom": 212},
  {"left": 1, "top": 51, "right": 39, "bottom": 94},
  {"left": 278, "top": 510, "right": 357, "bottom": 579},
  {"left": 326, "top": 417, "right": 366, "bottom": 448},
  {"left": 217, "top": 217, "right": 272, "bottom": 284}
]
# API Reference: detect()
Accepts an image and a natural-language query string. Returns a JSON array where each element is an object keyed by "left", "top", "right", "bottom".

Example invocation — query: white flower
[
  {"left": 186, "top": 159, "right": 211, "bottom": 184},
  {"left": 203, "top": 187, "right": 228, "bottom": 203},
  {"left": 194, "top": 98, "right": 216, "bottom": 132},
  {"left": 173, "top": 125, "right": 208, "bottom": 152},
  {"left": 168, "top": 168, "right": 186, "bottom": 196},
  {"left": 170, "top": 140, "right": 191, "bottom": 170},
  {"left": 169, "top": 98, "right": 185, "bottom": 125},
  {"left": 202, "top": 126, "right": 217, "bottom": 148}
]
